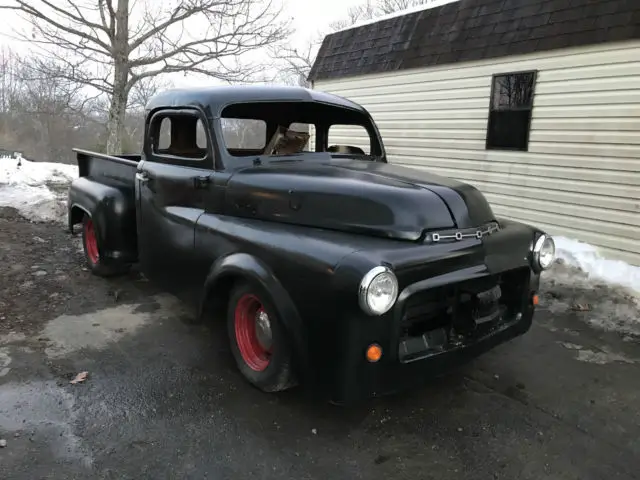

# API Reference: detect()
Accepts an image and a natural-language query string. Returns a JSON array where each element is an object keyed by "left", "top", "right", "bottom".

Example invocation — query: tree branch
[{"left": 0, "top": 0, "right": 112, "bottom": 54}]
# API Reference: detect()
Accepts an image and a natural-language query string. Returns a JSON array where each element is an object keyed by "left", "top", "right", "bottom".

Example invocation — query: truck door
[{"left": 136, "top": 108, "right": 214, "bottom": 297}]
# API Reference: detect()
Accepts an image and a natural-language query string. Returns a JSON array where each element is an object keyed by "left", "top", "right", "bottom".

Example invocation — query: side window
[
  {"left": 221, "top": 118, "right": 266, "bottom": 152},
  {"left": 327, "top": 124, "right": 371, "bottom": 155},
  {"left": 196, "top": 118, "right": 207, "bottom": 149},
  {"left": 486, "top": 71, "right": 537, "bottom": 151},
  {"left": 158, "top": 117, "right": 171, "bottom": 150},
  {"left": 151, "top": 112, "right": 208, "bottom": 160}
]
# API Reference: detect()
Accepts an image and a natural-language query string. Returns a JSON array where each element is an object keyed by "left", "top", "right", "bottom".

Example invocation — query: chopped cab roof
[{"left": 145, "top": 85, "right": 365, "bottom": 116}]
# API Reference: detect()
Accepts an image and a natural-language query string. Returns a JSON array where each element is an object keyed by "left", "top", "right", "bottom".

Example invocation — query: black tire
[
  {"left": 227, "top": 282, "right": 297, "bottom": 393},
  {"left": 81, "top": 214, "right": 129, "bottom": 277}
]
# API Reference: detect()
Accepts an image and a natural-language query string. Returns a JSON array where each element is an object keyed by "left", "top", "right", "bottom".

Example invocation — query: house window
[{"left": 486, "top": 71, "right": 537, "bottom": 151}]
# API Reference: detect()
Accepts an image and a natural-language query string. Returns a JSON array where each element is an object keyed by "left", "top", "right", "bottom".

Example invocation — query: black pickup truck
[{"left": 67, "top": 85, "right": 555, "bottom": 404}]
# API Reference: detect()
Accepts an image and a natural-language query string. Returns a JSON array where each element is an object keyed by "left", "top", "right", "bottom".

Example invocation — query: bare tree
[
  {"left": 1, "top": 0, "right": 291, "bottom": 153},
  {"left": 269, "top": 41, "right": 316, "bottom": 87},
  {"left": 328, "top": 0, "right": 431, "bottom": 30},
  {"left": 0, "top": 52, "right": 94, "bottom": 162},
  {"left": 0, "top": 47, "right": 19, "bottom": 115},
  {"left": 128, "top": 75, "right": 172, "bottom": 112}
]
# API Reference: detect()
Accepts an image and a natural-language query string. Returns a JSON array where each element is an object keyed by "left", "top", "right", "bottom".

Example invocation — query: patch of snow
[
  {"left": 0, "top": 156, "right": 77, "bottom": 223},
  {"left": 542, "top": 261, "right": 640, "bottom": 337},
  {"left": 553, "top": 236, "right": 640, "bottom": 294},
  {"left": 558, "top": 342, "right": 636, "bottom": 365}
]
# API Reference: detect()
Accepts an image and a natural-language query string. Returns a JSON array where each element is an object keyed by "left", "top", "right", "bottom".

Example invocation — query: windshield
[{"left": 218, "top": 101, "right": 381, "bottom": 160}]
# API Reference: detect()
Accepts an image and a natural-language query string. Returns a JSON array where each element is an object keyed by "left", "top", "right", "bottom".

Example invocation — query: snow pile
[
  {"left": 553, "top": 236, "right": 640, "bottom": 294},
  {"left": 542, "top": 260, "right": 640, "bottom": 336},
  {"left": 0, "top": 156, "right": 78, "bottom": 223},
  {"left": 541, "top": 236, "right": 640, "bottom": 337}
]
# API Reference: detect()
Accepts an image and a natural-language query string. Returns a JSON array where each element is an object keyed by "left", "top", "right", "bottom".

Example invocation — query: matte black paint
[
  {"left": 68, "top": 150, "right": 139, "bottom": 264},
  {"left": 68, "top": 86, "right": 545, "bottom": 403}
]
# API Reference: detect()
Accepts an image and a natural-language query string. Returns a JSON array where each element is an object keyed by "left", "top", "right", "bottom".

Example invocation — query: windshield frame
[{"left": 212, "top": 100, "right": 386, "bottom": 171}]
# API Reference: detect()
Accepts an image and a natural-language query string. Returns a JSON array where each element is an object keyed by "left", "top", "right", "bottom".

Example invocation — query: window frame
[
  {"left": 145, "top": 107, "right": 215, "bottom": 169},
  {"left": 485, "top": 69, "right": 538, "bottom": 152}
]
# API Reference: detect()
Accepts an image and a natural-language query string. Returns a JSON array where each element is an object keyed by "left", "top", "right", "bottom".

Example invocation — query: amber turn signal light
[
  {"left": 532, "top": 294, "right": 539, "bottom": 305},
  {"left": 366, "top": 344, "right": 383, "bottom": 362}
]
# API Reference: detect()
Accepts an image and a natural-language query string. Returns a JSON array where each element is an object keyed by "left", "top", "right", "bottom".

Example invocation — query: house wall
[{"left": 313, "top": 40, "right": 640, "bottom": 266}]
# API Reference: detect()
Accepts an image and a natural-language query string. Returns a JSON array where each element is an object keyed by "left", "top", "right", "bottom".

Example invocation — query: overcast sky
[{"left": 0, "top": 0, "right": 458, "bottom": 87}]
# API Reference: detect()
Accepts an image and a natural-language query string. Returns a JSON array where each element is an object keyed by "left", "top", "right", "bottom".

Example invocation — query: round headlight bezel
[
  {"left": 358, "top": 266, "right": 399, "bottom": 316},
  {"left": 532, "top": 234, "right": 555, "bottom": 272}
]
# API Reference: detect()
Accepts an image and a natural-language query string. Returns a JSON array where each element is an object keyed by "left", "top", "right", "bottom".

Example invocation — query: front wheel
[
  {"left": 81, "top": 214, "right": 129, "bottom": 277},
  {"left": 227, "top": 282, "right": 296, "bottom": 393}
]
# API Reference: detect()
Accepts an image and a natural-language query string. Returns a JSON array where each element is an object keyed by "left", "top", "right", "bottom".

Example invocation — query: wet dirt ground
[{"left": 1, "top": 207, "right": 639, "bottom": 479}]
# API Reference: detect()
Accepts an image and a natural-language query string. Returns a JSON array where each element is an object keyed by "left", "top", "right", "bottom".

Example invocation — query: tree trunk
[
  {"left": 105, "top": 0, "right": 130, "bottom": 155},
  {"left": 106, "top": 70, "right": 128, "bottom": 154}
]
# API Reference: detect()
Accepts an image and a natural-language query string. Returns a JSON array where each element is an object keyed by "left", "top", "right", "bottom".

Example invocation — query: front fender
[
  {"left": 68, "top": 177, "right": 137, "bottom": 262},
  {"left": 200, "top": 252, "right": 309, "bottom": 375}
]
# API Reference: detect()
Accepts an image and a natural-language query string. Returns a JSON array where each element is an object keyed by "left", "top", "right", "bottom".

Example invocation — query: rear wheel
[
  {"left": 227, "top": 282, "right": 296, "bottom": 392},
  {"left": 81, "top": 214, "right": 129, "bottom": 277}
]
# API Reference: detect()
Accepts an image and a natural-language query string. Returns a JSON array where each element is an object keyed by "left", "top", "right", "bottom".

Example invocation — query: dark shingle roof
[{"left": 309, "top": 0, "right": 640, "bottom": 81}]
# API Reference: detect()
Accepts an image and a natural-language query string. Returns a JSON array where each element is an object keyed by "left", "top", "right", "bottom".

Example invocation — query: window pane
[
  {"left": 196, "top": 119, "right": 207, "bottom": 149},
  {"left": 486, "top": 110, "right": 531, "bottom": 150},
  {"left": 158, "top": 117, "right": 171, "bottom": 150},
  {"left": 221, "top": 118, "right": 266, "bottom": 149},
  {"left": 491, "top": 72, "right": 535, "bottom": 110},
  {"left": 327, "top": 124, "right": 371, "bottom": 155}
]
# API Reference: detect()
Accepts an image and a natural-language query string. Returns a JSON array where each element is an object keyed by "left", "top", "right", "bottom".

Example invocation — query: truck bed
[
  {"left": 75, "top": 148, "right": 140, "bottom": 183},
  {"left": 67, "top": 149, "right": 141, "bottom": 264}
]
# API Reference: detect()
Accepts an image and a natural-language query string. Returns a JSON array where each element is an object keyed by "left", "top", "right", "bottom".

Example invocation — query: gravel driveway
[{"left": 1, "top": 206, "right": 639, "bottom": 480}]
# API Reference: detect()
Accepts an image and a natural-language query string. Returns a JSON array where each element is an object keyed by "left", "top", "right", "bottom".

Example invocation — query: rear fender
[
  {"left": 200, "top": 252, "right": 309, "bottom": 375},
  {"left": 68, "top": 177, "right": 137, "bottom": 262}
]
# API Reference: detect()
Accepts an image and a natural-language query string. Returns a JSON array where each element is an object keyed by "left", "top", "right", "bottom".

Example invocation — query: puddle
[
  {"left": 0, "top": 332, "right": 27, "bottom": 345},
  {"left": 575, "top": 349, "right": 635, "bottom": 365},
  {"left": 0, "top": 380, "right": 93, "bottom": 467},
  {"left": 558, "top": 341, "right": 636, "bottom": 365},
  {"left": 41, "top": 294, "right": 184, "bottom": 358}
]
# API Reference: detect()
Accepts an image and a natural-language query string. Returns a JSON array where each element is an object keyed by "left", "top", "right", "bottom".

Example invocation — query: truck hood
[{"left": 224, "top": 159, "right": 495, "bottom": 241}]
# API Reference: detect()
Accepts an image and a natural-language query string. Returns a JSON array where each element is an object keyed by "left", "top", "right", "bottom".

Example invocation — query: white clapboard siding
[{"left": 314, "top": 40, "right": 640, "bottom": 266}]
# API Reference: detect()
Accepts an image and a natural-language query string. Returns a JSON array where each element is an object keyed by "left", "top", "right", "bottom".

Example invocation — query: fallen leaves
[
  {"left": 571, "top": 303, "right": 592, "bottom": 312},
  {"left": 70, "top": 371, "right": 88, "bottom": 384}
]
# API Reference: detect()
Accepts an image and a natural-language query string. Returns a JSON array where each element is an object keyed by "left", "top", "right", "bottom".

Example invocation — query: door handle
[
  {"left": 136, "top": 171, "right": 149, "bottom": 183},
  {"left": 193, "top": 175, "right": 211, "bottom": 189}
]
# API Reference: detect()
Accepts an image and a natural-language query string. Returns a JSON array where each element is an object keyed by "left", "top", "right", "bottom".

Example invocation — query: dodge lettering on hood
[{"left": 67, "top": 86, "right": 556, "bottom": 404}]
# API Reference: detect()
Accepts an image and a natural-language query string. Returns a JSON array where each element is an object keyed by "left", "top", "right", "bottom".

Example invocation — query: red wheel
[
  {"left": 234, "top": 294, "right": 272, "bottom": 372},
  {"left": 84, "top": 217, "right": 99, "bottom": 265},
  {"left": 227, "top": 283, "right": 296, "bottom": 392},
  {"left": 81, "top": 214, "right": 129, "bottom": 277}
]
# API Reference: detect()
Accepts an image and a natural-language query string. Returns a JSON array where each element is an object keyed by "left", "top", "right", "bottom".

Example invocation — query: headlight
[
  {"left": 359, "top": 266, "right": 399, "bottom": 316},
  {"left": 532, "top": 234, "right": 555, "bottom": 272}
]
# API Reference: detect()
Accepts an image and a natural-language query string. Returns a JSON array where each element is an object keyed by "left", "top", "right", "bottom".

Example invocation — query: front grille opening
[{"left": 398, "top": 268, "right": 530, "bottom": 362}]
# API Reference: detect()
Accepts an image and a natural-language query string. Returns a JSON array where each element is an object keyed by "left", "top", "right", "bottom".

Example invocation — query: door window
[{"left": 150, "top": 111, "right": 210, "bottom": 163}]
